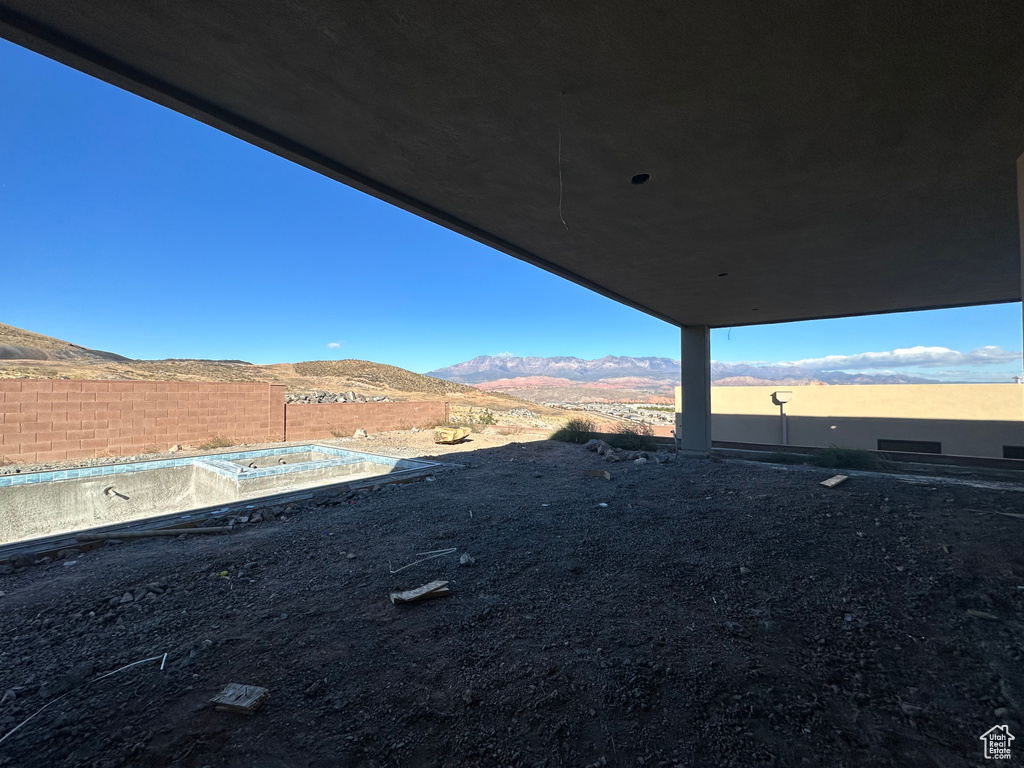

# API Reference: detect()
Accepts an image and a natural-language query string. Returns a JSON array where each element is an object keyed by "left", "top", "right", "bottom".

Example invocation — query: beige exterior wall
[{"left": 675, "top": 384, "right": 1024, "bottom": 458}]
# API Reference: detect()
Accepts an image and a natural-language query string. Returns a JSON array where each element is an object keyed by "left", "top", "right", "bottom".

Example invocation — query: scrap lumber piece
[
  {"left": 211, "top": 683, "right": 270, "bottom": 714},
  {"left": 584, "top": 470, "right": 612, "bottom": 480},
  {"left": 966, "top": 609, "right": 1000, "bottom": 621},
  {"left": 819, "top": 474, "right": 849, "bottom": 488},
  {"left": 991, "top": 511, "right": 1024, "bottom": 521},
  {"left": 76, "top": 527, "right": 230, "bottom": 542},
  {"left": 390, "top": 579, "right": 450, "bottom": 605}
]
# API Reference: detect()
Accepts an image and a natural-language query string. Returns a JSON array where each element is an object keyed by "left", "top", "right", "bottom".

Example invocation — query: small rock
[
  {"left": 634, "top": 457, "right": 647, "bottom": 465},
  {"left": 346, "top": 553, "right": 356, "bottom": 560},
  {"left": 119, "top": 592, "right": 133, "bottom": 604},
  {"left": 353, "top": 429, "right": 368, "bottom": 439},
  {"left": 460, "top": 553, "right": 475, "bottom": 567},
  {"left": 739, "top": 567, "right": 750, "bottom": 576},
  {"left": 723, "top": 621, "right": 751, "bottom": 639},
  {"left": 533, "top": 472, "right": 543, "bottom": 478},
  {"left": 994, "top": 707, "right": 1010, "bottom": 718},
  {"left": 168, "top": 444, "right": 182, "bottom": 453}
]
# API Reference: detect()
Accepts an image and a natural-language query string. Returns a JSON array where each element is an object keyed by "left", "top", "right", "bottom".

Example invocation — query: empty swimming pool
[{"left": 0, "top": 444, "right": 439, "bottom": 546}]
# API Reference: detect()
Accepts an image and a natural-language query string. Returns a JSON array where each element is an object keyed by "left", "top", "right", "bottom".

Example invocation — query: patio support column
[{"left": 676, "top": 324, "right": 712, "bottom": 456}]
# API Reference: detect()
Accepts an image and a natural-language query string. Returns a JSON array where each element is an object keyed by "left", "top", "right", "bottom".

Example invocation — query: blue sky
[{"left": 1, "top": 38, "right": 1021, "bottom": 382}]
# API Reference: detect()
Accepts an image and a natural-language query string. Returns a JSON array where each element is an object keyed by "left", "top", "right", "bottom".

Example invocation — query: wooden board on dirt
[
  {"left": 211, "top": 683, "right": 270, "bottom": 714},
  {"left": 390, "top": 579, "right": 451, "bottom": 605}
]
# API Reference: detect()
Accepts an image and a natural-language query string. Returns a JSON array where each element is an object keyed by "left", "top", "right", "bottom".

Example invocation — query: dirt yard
[{"left": 1, "top": 432, "right": 1022, "bottom": 767}]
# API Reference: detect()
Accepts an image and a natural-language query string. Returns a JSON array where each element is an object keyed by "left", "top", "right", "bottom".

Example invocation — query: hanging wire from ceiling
[{"left": 558, "top": 91, "right": 569, "bottom": 231}]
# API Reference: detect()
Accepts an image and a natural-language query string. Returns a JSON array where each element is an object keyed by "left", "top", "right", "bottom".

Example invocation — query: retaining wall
[
  {"left": 284, "top": 401, "right": 448, "bottom": 441},
  {"left": 0, "top": 380, "right": 447, "bottom": 463},
  {"left": 0, "top": 381, "right": 286, "bottom": 463}
]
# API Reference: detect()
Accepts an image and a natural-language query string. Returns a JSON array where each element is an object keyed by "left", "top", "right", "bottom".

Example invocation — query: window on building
[{"left": 877, "top": 439, "right": 941, "bottom": 454}]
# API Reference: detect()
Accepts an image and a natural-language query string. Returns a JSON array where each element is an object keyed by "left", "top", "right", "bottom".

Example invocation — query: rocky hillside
[
  {"left": 0, "top": 322, "right": 128, "bottom": 362},
  {"left": 294, "top": 360, "right": 477, "bottom": 396}
]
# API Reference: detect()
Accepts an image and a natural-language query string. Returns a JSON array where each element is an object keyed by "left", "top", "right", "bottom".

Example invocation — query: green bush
[{"left": 549, "top": 417, "right": 597, "bottom": 444}]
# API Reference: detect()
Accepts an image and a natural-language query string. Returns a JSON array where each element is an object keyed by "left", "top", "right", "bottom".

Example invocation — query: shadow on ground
[{"left": 0, "top": 436, "right": 1022, "bottom": 767}]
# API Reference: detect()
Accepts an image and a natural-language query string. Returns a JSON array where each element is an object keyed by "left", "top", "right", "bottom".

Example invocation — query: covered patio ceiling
[{"left": 1, "top": 1, "right": 1022, "bottom": 327}]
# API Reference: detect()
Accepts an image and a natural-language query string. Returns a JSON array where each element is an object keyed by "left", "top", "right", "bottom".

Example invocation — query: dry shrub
[
  {"left": 198, "top": 436, "right": 235, "bottom": 450},
  {"left": 550, "top": 417, "right": 597, "bottom": 444},
  {"left": 606, "top": 422, "right": 654, "bottom": 451}
]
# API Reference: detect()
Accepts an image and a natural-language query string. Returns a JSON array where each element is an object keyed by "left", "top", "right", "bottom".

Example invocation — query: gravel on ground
[{"left": 1, "top": 432, "right": 1022, "bottom": 767}]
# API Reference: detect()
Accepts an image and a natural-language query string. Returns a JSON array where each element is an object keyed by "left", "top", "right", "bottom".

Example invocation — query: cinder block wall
[
  {"left": 0, "top": 380, "right": 284, "bottom": 463},
  {"left": 285, "top": 401, "right": 448, "bottom": 441}
]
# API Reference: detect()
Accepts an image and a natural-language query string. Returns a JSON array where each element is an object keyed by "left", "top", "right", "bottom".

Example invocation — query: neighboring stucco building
[{"left": 676, "top": 384, "right": 1024, "bottom": 459}]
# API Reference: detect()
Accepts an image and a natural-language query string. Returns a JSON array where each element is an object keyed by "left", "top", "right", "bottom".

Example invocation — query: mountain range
[{"left": 428, "top": 356, "right": 940, "bottom": 402}]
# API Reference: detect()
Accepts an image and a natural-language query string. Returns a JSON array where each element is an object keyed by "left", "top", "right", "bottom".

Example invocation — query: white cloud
[
  {"left": 327, "top": 342, "right": 342, "bottom": 349},
  {"left": 779, "top": 346, "right": 1021, "bottom": 371}
]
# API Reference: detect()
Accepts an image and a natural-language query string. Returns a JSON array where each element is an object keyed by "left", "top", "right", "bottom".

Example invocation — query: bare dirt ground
[{"left": 1, "top": 432, "right": 1023, "bottom": 767}]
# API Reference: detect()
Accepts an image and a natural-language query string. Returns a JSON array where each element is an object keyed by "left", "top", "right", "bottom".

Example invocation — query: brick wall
[
  {"left": 284, "top": 401, "right": 448, "bottom": 442},
  {"left": 0, "top": 380, "right": 285, "bottom": 463}
]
